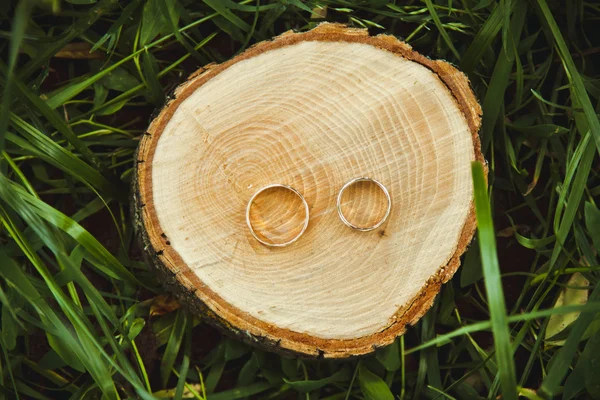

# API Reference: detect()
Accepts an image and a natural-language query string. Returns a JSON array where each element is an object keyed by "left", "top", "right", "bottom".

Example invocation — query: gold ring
[
  {"left": 246, "top": 184, "right": 309, "bottom": 247},
  {"left": 337, "top": 177, "right": 391, "bottom": 231}
]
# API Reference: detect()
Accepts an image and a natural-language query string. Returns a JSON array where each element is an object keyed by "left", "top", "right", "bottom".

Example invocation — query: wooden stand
[{"left": 133, "top": 23, "right": 484, "bottom": 358}]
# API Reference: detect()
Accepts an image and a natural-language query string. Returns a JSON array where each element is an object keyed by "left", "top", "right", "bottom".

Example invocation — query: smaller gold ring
[
  {"left": 246, "top": 184, "right": 309, "bottom": 247},
  {"left": 337, "top": 177, "right": 391, "bottom": 232}
]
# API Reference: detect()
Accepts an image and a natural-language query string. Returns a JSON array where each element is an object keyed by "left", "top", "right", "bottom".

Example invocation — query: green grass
[{"left": 0, "top": 0, "right": 599, "bottom": 399}]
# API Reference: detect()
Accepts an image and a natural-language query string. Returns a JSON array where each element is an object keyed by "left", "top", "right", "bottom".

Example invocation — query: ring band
[
  {"left": 246, "top": 184, "right": 309, "bottom": 247},
  {"left": 337, "top": 177, "right": 391, "bottom": 231}
]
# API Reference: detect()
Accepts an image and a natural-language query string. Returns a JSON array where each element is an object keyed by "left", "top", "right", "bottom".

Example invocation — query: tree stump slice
[{"left": 134, "top": 23, "right": 484, "bottom": 358}]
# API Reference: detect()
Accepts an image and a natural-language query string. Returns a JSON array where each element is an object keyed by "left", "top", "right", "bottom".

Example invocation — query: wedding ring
[
  {"left": 246, "top": 184, "right": 309, "bottom": 247},
  {"left": 337, "top": 177, "right": 391, "bottom": 231}
]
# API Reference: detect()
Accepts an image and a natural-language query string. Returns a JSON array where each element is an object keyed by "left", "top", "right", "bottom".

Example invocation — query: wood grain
[{"left": 134, "top": 23, "right": 484, "bottom": 358}]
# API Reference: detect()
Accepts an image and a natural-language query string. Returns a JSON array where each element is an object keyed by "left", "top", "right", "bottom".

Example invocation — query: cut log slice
[{"left": 134, "top": 23, "right": 484, "bottom": 358}]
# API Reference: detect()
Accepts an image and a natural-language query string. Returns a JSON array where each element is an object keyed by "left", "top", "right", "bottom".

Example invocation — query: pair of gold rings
[{"left": 246, "top": 177, "right": 392, "bottom": 247}]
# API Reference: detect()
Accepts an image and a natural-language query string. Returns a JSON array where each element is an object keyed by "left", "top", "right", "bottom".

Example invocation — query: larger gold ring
[
  {"left": 337, "top": 177, "right": 391, "bottom": 231},
  {"left": 246, "top": 184, "right": 310, "bottom": 247}
]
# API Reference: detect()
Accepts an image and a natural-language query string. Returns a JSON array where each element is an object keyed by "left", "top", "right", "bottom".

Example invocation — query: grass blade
[
  {"left": 423, "top": 0, "right": 460, "bottom": 60},
  {"left": 461, "top": 2, "right": 514, "bottom": 73},
  {"left": 174, "top": 320, "right": 193, "bottom": 399},
  {"left": 540, "top": 284, "right": 600, "bottom": 397},
  {"left": 0, "top": 0, "right": 32, "bottom": 152},
  {"left": 536, "top": 0, "right": 600, "bottom": 155},
  {"left": 358, "top": 362, "right": 394, "bottom": 400},
  {"left": 480, "top": 1, "right": 527, "bottom": 152},
  {"left": 8, "top": 114, "right": 118, "bottom": 197},
  {"left": 471, "top": 161, "right": 517, "bottom": 400},
  {"left": 203, "top": 0, "right": 251, "bottom": 32},
  {"left": 9, "top": 76, "right": 100, "bottom": 169},
  {"left": 160, "top": 309, "right": 187, "bottom": 388},
  {"left": 18, "top": 0, "right": 119, "bottom": 79}
]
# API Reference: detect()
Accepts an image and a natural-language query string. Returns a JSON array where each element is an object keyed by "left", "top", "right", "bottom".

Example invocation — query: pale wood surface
[{"left": 135, "top": 23, "right": 483, "bottom": 357}]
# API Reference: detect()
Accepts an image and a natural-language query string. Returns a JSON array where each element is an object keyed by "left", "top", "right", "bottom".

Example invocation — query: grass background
[{"left": 1, "top": 0, "right": 600, "bottom": 399}]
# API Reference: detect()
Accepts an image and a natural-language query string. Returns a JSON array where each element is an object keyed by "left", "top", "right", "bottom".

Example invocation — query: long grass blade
[{"left": 471, "top": 161, "right": 517, "bottom": 400}]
